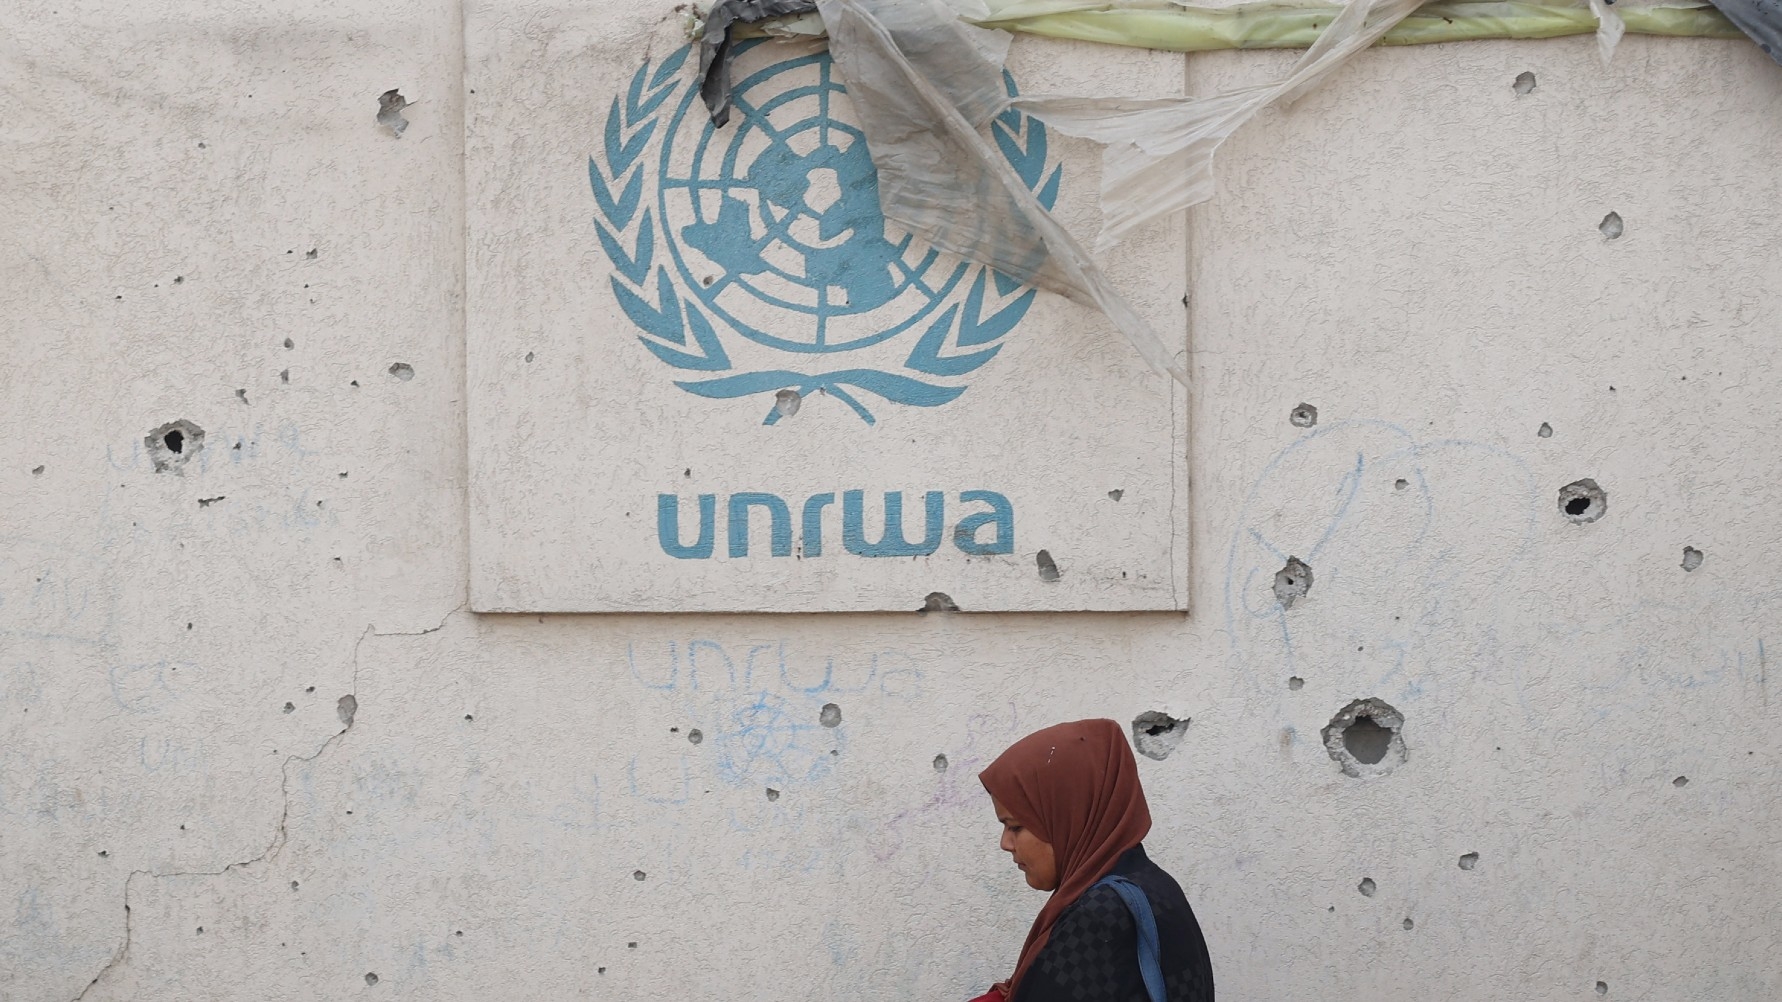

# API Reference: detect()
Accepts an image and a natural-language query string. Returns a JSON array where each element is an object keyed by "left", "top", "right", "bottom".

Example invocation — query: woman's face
[{"left": 993, "top": 797, "right": 1059, "bottom": 891}]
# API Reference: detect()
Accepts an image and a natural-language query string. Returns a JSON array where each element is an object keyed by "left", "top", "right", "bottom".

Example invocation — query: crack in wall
[{"left": 70, "top": 604, "right": 468, "bottom": 1001}]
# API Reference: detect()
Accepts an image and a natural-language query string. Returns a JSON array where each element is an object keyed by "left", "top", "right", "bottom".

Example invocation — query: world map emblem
[{"left": 589, "top": 41, "right": 1061, "bottom": 425}]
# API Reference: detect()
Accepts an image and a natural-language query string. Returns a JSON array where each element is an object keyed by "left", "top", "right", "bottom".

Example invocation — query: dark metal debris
[{"left": 698, "top": 0, "right": 820, "bottom": 127}]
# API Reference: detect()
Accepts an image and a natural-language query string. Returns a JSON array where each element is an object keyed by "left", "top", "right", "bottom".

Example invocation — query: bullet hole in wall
[
  {"left": 283, "top": 702, "right": 295, "bottom": 714},
  {"left": 1288, "top": 677, "right": 1305, "bottom": 691},
  {"left": 1403, "top": 918, "right": 1414, "bottom": 931},
  {"left": 1108, "top": 489, "right": 1124, "bottom": 501},
  {"left": 32, "top": 465, "right": 44, "bottom": 475},
  {"left": 280, "top": 369, "right": 289, "bottom": 383},
  {"left": 1036, "top": 549, "right": 1061, "bottom": 582},
  {"left": 1597, "top": 982, "right": 1608, "bottom": 995},
  {"left": 688, "top": 728, "right": 703, "bottom": 745},
  {"left": 773, "top": 388, "right": 802, "bottom": 419},
  {"left": 1559, "top": 479, "right": 1607, "bottom": 523},
  {"left": 1273, "top": 557, "right": 1313, "bottom": 609},
  {"left": 306, "top": 248, "right": 318, "bottom": 259},
  {"left": 337, "top": 694, "right": 358, "bottom": 727},
  {"left": 819, "top": 703, "right": 842, "bottom": 728},
  {"left": 198, "top": 496, "right": 226, "bottom": 508},
  {"left": 1290, "top": 403, "right": 1319, "bottom": 429},
  {"left": 377, "top": 89, "right": 410, "bottom": 137},
  {"left": 284, "top": 338, "right": 294, "bottom": 349},
  {"left": 934, "top": 753, "right": 949, "bottom": 772},
  {"left": 1682, "top": 547, "right": 1704, "bottom": 572},
  {"left": 291, "top": 881, "right": 299, "bottom": 890},
  {"left": 146, "top": 420, "right": 205, "bottom": 473},
  {"left": 920, "top": 592, "right": 959, "bottom": 612},
  {"left": 1322, "top": 698, "right": 1407, "bottom": 777},
  {"left": 1513, "top": 70, "right": 1537, "bottom": 95},
  {"left": 1459, "top": 852, "right": 1479, "bottom": 870},
  {"left": 1538, "top": 422, "right": 1553, "bottom": 438},
  {"left": 365, "top": 972, "right": 379, "bottom": 986},
  {"left": 525, "top": 351, "right": 535, "bottom": 363},
  {"left": 1394, "top": 478, "right": 1407, "bottom": 490},
  {"left": 1358, "top": 877, "right": 1376, "bottom": 896},
  {"left": 1130, "top": 711, "right": 1189, "bottom": 761},
  {"left": 1673, "top": 776, "right": 1688, "bottom": 787},
  {"left": 766, "top": 788, "right": 781, "bottom": 802},
  {"left": 464, "top": 714, "right": 473, "bottom": 722},
  {"left": 389, "top": 363, "right": 415, "bottom": 381},
  {"left": 236, "top": 388, "right": 249, "bottom": 404},
  {"left": 1344, "top": 718, "right": 1392, "bottom": 764},
  {"left": 633, "top": 870, "right": 647, "bottom": 881},
  {"left": 1599, "top": 212, "right": 1624, "bottom": 240}
]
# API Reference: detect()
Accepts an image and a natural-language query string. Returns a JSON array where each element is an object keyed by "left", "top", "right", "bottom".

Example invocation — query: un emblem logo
[{"left": 589, "top": 42, "right": 1060, "bottom": 425}]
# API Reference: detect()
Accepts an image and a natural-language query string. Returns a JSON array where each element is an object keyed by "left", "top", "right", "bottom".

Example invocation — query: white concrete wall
[{"left": 5, "top": 3, "right": 1781, "bottom": 999}]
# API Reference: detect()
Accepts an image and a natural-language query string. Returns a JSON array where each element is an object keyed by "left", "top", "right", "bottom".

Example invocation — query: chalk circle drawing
[
  {"left": 590, "top": 42, "right": 1061, "bottom": 425},
  {"left": 1223, "top": 421, "right": 1539, "bottom": 704}
]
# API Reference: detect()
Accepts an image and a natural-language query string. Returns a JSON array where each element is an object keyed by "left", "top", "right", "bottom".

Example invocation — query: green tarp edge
[
  {"left": 973, "top": 2, "right": 1742, "bottom": 50},
  {"left": 735, "top": 1, "right": 1744, "bottom": 49}
]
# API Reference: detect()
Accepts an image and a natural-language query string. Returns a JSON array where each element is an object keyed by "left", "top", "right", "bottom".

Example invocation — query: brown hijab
[{"left": 979, "top": 718, "right": 1152, "bottom": 996}]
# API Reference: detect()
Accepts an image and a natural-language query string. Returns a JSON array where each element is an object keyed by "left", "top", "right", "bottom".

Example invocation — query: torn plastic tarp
[
  {"left": 731, "top": 0, "right": 1758, "bottom": 382},
  {"left": 816, "top": 0, "right": 1189, "bottom": 383},
  {"left": 700, "top": 0, "right": 821, "bottom": 126},
  {"left": 1009, "top": 0, "right": 1425, "bottom": 250},
  {"left": 1586, "top": 0, "right": 1626, "bottom": 62},
  {"left": 1710, "top": 0, "right": 1782, "bottom": 62},
  {"left": 993, "top": 0, "right": 1739, "bottom": 250}
]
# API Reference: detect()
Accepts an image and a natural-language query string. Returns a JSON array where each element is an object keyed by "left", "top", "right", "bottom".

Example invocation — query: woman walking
[{"left": 971, "top": 718, "right": 1215, "bottom": 1002}]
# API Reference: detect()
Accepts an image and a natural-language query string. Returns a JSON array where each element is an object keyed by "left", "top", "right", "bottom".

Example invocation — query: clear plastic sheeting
[
  {"left": 743, "top": 0, "right": 1754, "bottom": 380},
  {"left": 1587, "top": 0, "right": 1627, "bottom": 63},
  {"left": 1013, "top": 0, "right": 1423, "bottom": 251},
  {"left": 815, "top": 0, "right": 1190, "bottom": 384}
]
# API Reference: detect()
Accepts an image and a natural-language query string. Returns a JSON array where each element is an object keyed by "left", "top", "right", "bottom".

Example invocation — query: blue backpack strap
[{"left": 1094, "top": 874, "right": 1166, "bottom": 1002}]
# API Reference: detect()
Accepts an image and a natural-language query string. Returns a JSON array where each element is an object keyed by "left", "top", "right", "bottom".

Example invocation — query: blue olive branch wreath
[{"left": 590, "top": 46, "right": 1059, "bottom": 425}]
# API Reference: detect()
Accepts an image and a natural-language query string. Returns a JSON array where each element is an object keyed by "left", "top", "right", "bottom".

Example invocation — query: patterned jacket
[{"left": 1012, "top": 845, "right": 1215, "bottom": 1002}]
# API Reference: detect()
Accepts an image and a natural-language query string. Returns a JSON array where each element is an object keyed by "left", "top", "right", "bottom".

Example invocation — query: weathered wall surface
[{"left": 4, "top": 2, "right": 1781, "bottom": 999}]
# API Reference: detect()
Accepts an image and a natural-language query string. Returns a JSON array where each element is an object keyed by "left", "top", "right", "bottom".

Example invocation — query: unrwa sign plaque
[{"left": 468, "top": 5, "right": 1186, "bottom": 612}]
